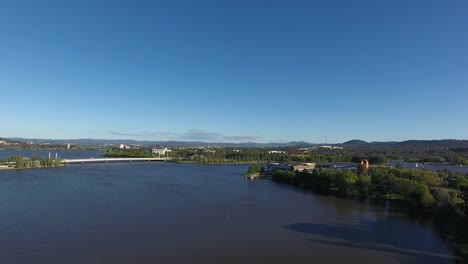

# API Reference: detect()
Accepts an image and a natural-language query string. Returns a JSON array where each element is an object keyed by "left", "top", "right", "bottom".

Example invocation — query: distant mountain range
[
  {"left": 0, "top": 137, "right": 19, "bottom": 144},
  {"left": 340, "top": 139, "right": 468, "bottom": 148},
  {"left": 4, "top": 137, "right": 468, "bottom": 148},
  {"left": 5, "top": 137, "right": 317, "bottom": 148}
]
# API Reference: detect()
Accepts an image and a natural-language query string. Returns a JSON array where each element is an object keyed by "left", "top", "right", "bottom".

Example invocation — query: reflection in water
[{"left": 285, "top": 221, "right": 454, "bottom": 264}]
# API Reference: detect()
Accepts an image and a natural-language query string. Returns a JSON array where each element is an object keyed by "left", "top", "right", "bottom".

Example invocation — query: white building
[
  {"left": 319, "top": 145, "right": 343, "bottom": 150},
  {"left": 151, "top": 148, "right": 170, "bottom": 156},
  {"left": 268, "top": 150, "right": 286, "bottom": 154}
]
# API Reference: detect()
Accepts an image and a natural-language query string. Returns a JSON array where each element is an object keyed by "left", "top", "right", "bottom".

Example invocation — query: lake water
[{"left": 0, "top": 152, "right": 456, "bottom": 263}]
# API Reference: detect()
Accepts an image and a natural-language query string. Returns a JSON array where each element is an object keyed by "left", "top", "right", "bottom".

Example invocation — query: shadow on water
[{"left": 284, "top": 220, "right": 456, "bottom": 264}]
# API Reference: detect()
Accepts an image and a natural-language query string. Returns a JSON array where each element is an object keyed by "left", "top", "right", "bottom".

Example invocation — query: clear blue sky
[{"left": 1, "top": 0, "right": 467, "bottom": 143}]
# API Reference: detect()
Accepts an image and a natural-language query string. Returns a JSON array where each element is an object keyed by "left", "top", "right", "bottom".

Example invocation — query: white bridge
[{"left": 62, "top": 157, "right": 171, "bottom": 164}]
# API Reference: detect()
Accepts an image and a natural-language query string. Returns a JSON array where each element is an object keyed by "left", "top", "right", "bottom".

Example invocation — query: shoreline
[
  {"left": 0, "top": 160, "right": 258, "bottom": 170},
  {"left": 0, "top": 165, "right": 66, "bottom": 171},
  {"left": 177, "top": 160, "right": 264, "bottom": 165}
]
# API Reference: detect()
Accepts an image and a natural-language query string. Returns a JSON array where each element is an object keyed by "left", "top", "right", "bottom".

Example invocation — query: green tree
[
  {"left": 417, "top": 184, "right": 436, "bottom": 208},
  {"left": 54, "top": 157, "right": 62, "bottom": 167},
  {"left": 246, "top": 164, "right": 263, "bottom": 175},
  {"left": 32, "top": 160, "right": 41, "bottom": 168},
  {"left": 335, "top": 170, "right": 358, "bottom": 196},
  {"left": 432, "top": 188, "right": 464, "bottom": 209},
  {"left": 272, "top": 170, "right": 296, "bottom": 184},
  {"left": 452, "top": 175, "right": 468, "bottom": 190},
  {"left": 452, "top": 156, "right": 467, "bottom": 165},
  {"left": 356, "top": 175, "right": 372, "bottom": 198},
  {"left": 14, "top": 156, "right": 24, "bottom": 168}
]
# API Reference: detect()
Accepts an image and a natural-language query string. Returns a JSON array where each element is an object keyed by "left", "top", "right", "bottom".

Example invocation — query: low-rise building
[
  {"left": 316, "top": 162, "right": 358, "bottom": 174},
  {"left": 268, "top": 150, "right": 286, "bottom": 154},
  {"left": 292, "top": 163, "right": 316, "bottom": 172},
  {"left": 151, "top": 148, "right": 169, "bottom": 156},
  {"left": 264, "top": 163, "right": 293, "bottom": 173},
  {"left": 318, "top": 145, "right": 344, "bottom": 150}
]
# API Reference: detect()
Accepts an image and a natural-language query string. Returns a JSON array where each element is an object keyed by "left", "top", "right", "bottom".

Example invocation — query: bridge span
[{"left": 62, "top": 157, "right": 171, "bottom": 164}]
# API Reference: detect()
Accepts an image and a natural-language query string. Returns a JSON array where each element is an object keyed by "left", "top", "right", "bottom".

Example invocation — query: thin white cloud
[
  {"left": 179, "top": 130, "right": 222, "bottom": 141},
  {"left": 140, "top": 132, "right": 176, "bottom": 138},
  {"left": 106, "top": 130, "right": 261, "bottom": 142},
  {"left": 223, "top": 135, "right": 261, "bottom": 142},
  {"left": 107, "top": 131, "right": 144, "bottom": 137}
]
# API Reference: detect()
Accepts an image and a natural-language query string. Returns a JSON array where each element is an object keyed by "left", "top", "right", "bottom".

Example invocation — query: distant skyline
[{"left": 1, "top": 0, "right": 467, "bottom": 143}]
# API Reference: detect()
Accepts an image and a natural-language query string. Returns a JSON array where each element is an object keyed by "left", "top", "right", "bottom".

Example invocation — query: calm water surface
[{"left": 0, "top": 153, "right": 456, "bottom": 263}]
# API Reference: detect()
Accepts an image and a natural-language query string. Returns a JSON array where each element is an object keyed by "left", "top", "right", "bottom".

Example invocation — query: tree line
[
  {"left": 171, "top": 148, "right": 389, "bottom": 164},
  {"left": 6, "top": 155, "right": 62, "bottom": 168},
  {"left": 103, "top": 149, "right": 153, "bottom": 158},
  {"left": 172, "top": 146, "right": 468, "bottom": 165}
]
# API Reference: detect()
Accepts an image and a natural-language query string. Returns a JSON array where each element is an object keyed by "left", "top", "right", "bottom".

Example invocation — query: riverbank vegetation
[
  {"left": 267, "top": 166, "right": 468, "bottom": 262},
  {"left": 0, "top": 140, "right": 102, "bottom": 151},
  {"left": 173, "top": 148, "right": 293, "bottom": 163},
  {"left": 242, "top": 164, "right": 263, "bottom": 177},
  {"left": 271, "top": 167, "right": 465, "bottom": 208},
  {"left": 0, "top": 155, "right": 63, "bottom": 169},
  {"left": 103, "top": 149, "right": 154, "bottom": 158}
]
